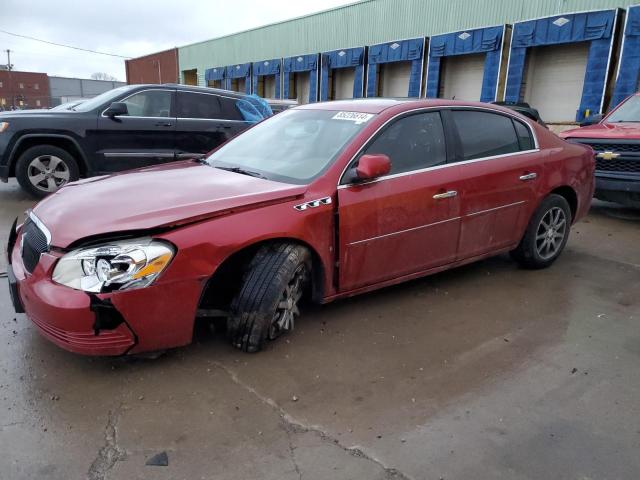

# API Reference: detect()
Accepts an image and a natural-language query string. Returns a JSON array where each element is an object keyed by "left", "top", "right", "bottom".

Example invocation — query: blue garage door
[
  {"left": 611, "top": 6, "right": 640, "bottom": 109},
  {"left": 366, "top": 38, "right": 424, "bottom": 97},
  {"left": 205, "top": 66, "right": 226, "bottom": 89},
  {"left": 320, "top": 47, "right": 365, "bottom": 101},
  {"left": 283, "top": 54, "right": 319, "bottom": 104},
  {"left": 426, "top": 25, "right": 506, "bottom": 102},
  {"left": 505, "top": 9, "right": 618, "bottom": 122},
  {"left": 226, "top": 63, "right": 252, "bottom": 95},
  {"left": 252, "top": 59, "right": 281, "bottom": 99}
]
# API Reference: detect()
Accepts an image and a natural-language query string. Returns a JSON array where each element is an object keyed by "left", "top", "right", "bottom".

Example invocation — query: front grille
[
  {"left": 595, "top": 158, "right": 640, "bottom": 173},
  {"left": 21, "top": 217, "right": 49, "bottom": 273},
  {"left": 567, "top": 139, "right": 640, "bottom": 175},
  {"left": 586, "top": 143, "right": 640, "bottom": 154}
]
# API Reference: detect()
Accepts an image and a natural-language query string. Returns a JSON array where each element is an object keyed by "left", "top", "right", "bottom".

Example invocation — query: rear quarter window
[{"left": 513, "top": 119, "right": 535, "bottom": 151}]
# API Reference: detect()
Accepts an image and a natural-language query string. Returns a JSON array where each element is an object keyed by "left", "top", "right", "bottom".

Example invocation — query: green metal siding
[{"left": 179, "top": 0, "right": 632, "bottom": 85}]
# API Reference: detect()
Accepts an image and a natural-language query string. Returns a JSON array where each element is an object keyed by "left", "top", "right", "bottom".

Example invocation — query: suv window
[
  {"left": 122, "top": 90, "right": 172, "bottom": 117},
  {"left": 362, "top": 111, "right": 446, "bottom": 175},
  {"left": 219, "top": 95, "right": 244, "bottom": 121},
  {"left": 452, "top": 110, "right": 520, "bottom": 160},
  {"left": 177, "top": 91, "right": 222, "bottom": 119}
]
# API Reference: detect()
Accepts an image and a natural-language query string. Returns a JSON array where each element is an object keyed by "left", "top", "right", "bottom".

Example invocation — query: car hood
[
  {"left": 32, "top": 161, "right": 307, "bottom": 248},
  {"left": 560, "top": 122, "right": 640, "bottom": 140}
]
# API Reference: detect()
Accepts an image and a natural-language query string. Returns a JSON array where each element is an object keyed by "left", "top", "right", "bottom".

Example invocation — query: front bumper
[
  {"left": 7, "top": 224, "right": 203, "bottom": 356},
  {"left": 595, "top": 173, "right": 640, "bottom": 194}
]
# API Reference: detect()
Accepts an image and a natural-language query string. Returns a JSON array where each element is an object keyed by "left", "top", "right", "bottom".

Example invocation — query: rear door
[
  {"left": 174, "top": 91, "right": 250, "bottom": 157},
  {"left": 448, "top": 109, "right": 542, "bottom": 259},
  {"left": 95, "top": 88, "right": 176, "bottom": 172},
  {"left": 338, "top": 110, "right": 463, "bottom": 291}
]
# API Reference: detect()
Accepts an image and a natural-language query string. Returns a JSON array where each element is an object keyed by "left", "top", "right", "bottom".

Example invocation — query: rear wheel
[
  {"left": 511, "top": 194, "right": 572, "bottom": 269},
  {"left": 15, "top": 145, "right": 80, "bottom": 198},
  {"left": 227, "top": 243, "right": 311, "bottom": 352}
]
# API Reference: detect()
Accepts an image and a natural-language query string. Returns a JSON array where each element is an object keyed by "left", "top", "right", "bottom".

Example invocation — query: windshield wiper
[{"left": 215, "top": 166, "right": 267, "bottom": 179}]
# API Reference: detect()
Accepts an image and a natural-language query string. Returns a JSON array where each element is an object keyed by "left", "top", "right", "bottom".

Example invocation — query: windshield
[
  {"left": 205, "top": 109, "right": 374, "bottom": 184},
  {"left": 72, "top": 85, "right": 136, "bottom": 112},
  {"left": 607, "top": 95, "right": 640, "bottom": 123}
]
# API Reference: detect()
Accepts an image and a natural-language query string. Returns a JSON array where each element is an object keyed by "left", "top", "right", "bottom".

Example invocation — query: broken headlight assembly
[{"left": 52, "top": 238, "right": 175, "bottom": 293}]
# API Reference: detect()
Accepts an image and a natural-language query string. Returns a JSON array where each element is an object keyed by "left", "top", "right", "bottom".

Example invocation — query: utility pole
[{"left": 5, "top": 49, "right": 14, "bottom": 109}]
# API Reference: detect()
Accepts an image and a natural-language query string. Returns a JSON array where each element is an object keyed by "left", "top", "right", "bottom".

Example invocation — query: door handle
[
  {"left": 155, "top": 122, "right": 173, "bottom": 127},
  {"left": 519, "top": 172, "right": 537, "bottom": 181},
  {"left": 433, "top": 190, "right": 457, "bottom": 200}
]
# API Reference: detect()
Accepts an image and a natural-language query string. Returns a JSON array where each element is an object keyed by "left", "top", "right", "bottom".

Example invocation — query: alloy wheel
[
  {"left": 269, "top": 264, "right": 307, "bottom": 339},
  {"left": 535, "top": 206, "right": 567, "bottom": 260},
  {"left": 27, "top": 155, "right": 70, "bottom": 193}
]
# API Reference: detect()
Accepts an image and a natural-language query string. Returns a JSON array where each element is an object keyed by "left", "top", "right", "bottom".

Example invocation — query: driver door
[
  {"left": 337, "top": 111, "right": 463, "bottom": 291},
  {"left": 95, "top": 88, "right": 176, "bottom": 173}
]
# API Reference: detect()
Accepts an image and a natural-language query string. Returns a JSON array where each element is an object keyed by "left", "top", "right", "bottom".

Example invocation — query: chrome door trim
[
  {"left": 103, "top": 152, "right": 175, "bottom": 158},
  {"left": 337, "top": 148, "right": 540, "bottom": 190},
  {"left": 347, "top": 200, "right": 528, "bottom": 246},
  {"left": 466, "top": 200, "right": 526, "bottom": 217},
  {"left": 348, "top": 216, "right": 462, "bottom": 246}
]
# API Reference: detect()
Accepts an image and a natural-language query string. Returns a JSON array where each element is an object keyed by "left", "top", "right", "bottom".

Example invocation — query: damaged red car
[{"left": 6, "top": 99, "right": 595, "bottom": 356}]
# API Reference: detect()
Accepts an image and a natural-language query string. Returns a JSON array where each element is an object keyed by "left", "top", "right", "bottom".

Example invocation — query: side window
[
  {"left": 362, "top": 111, "right": 446, "bottom": 175},
  {"left": 452, "top": 111, "right": 520, "bottom": 160},
  {"left": 219, "top": 96, "right": 245, "bottom": 121},
  {"left": 176, "top": 91, "right": 222, "bottom": 119},
  {"left": 513, "top": 119, "right": 535, "bottom": 151},
  {"left": 122, "top": 90, "right": 172, "bottom": 117}
]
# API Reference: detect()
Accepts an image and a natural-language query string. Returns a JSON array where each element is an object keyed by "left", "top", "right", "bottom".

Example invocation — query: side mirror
[
  {"left": 355, "top": 154, "right": 391, "bottom": 181},
  {"left": 104, "top": 102, "right": 128, "bottom": 118},
  {"left": 580, "top": 113, "right": 602, "bottom": 127}
]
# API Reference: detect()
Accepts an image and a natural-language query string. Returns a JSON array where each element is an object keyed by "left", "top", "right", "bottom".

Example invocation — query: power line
[{"left": 0, "top": 28, "right": 131, "bottom": 59}]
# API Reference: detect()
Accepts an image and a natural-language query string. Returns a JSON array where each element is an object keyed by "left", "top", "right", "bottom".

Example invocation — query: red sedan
[{"left": 7, "top": 99, "right": 595, "bottom": 355}]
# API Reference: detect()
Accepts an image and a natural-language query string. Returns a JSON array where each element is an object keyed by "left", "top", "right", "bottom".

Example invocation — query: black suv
[{"left": 0, "top": 84, "right": 264, "bottom": 197}]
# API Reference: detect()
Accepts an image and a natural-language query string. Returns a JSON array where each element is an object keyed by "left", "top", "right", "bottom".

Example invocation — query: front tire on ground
[
  {"left": 15, "top": 145, "right": 80, "bottom": 198},
  {"left": 227, "top": 243, "right": 311, "bottom": 353},
  {"left": 511, "top": 194, "right": 572, "bottom": 269}
]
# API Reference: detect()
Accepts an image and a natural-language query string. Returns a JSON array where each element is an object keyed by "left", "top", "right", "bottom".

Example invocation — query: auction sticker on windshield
[{"left": 332, "top": 111, "right": 374, "bottom": 124}]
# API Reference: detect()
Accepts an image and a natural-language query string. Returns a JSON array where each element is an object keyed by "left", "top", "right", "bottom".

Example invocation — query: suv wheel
[
  {"left": 15, "top": 145, "right": 80, "bottom": 198},
  {"left": 511, "top": 194, "right": 572, "bottom": 269},
  {"left": 227, "top": 243, "right": 311, "bottom": 353}
]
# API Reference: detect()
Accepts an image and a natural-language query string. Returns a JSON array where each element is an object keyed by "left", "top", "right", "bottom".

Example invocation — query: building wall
[
  {"left": 0, "top": 70, "right": 50, "bottom": 109},
  {"left": 48, "top": 77, "right": 126, "bottom": 106},
  {"left": 125, "top": 48, "right": 179, "bottom": 85},
  {"left": 178, "top": 0, "right": 631, "bottom": 86}
]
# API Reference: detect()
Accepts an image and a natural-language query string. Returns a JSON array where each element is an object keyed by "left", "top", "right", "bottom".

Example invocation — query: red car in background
[
  {"left": 560, "top": 93, "right": 640, "bottom": 208},
  {"left": 7, "top": 99, "right": 594, "bottom": 356}
]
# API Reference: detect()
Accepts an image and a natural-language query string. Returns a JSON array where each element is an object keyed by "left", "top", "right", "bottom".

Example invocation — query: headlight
[
  {"left": 0, "top": 122, "right": 9, "bottom": 133},
  {"left": 52, "top": 237, "right": 175, "bottom": 293}
]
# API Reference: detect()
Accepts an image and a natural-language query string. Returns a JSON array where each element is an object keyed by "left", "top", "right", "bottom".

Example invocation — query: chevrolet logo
[{"left": 596, "top": 151, "right": 620, "bottom": 160}]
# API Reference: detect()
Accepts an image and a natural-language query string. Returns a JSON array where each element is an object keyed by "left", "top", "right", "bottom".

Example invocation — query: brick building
[
  {"left": 0, "top": 70, "right": 50, "bottom": 110},
  {"left": 125, "top": 48, "right": 179, "bottom": 85}
]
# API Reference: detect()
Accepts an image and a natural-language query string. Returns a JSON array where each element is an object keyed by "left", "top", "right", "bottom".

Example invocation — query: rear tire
[
  {"left": 227, "top": 243, "right": 311, "bottom": 353},
  {"left": 15, "top": 145, "right": 80, "bottom": 198},
  {"left": 511, "top": 194, "right": 572, "bottom": 269}
]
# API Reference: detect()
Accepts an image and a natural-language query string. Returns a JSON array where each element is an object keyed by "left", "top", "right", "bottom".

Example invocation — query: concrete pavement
[{"left": 0, "top": 179, "right": 638, "bottom": 479}]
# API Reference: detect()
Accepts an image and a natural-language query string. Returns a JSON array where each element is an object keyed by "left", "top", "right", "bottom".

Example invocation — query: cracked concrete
[
  {"left": 0, "top": 178, "right": 639, "bottom": 479},
  {"left": 213, "top": 360, "right": 414, "bottom": 480},
  {"left": 87, "top": 408, "right": 126, "bottom": 480}
]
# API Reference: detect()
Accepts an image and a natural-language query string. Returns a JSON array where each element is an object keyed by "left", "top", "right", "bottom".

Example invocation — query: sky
[{"left": 0, "top": 0, "right": 355, "bottom": 81}]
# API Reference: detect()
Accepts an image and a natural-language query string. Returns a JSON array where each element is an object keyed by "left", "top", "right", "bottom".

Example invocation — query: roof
[
  {"left": 159, "top": 83, "right": 248, "bottom": 97},
  {"left": 296, "top": 98, "right": 523, "bottom": 115}
]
